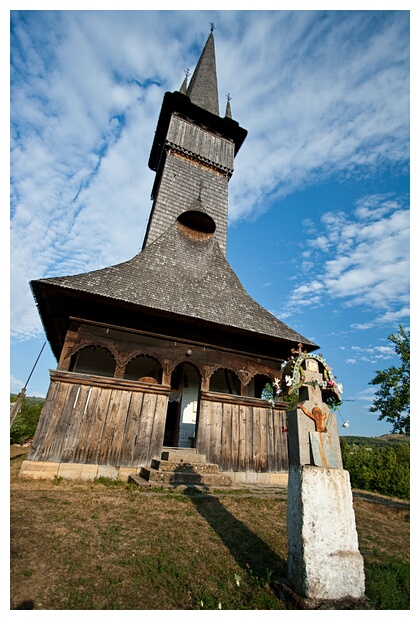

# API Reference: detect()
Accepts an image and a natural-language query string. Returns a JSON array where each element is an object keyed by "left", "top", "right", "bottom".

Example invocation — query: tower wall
[{"left": 144, "top": 116, "right": 234, "bottom": 254}]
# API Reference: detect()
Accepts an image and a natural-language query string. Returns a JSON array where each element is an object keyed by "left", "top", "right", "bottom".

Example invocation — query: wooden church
[{"left": 20, "top": 31, "right": 317, "bottom": 485}]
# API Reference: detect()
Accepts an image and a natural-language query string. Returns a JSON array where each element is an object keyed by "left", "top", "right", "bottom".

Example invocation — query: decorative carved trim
[
  {"left": 237, "top": 367, "right": 254, "bottom": 386},
  {"left": 202, "top": 364, "right": 221, "bottom": 380},
  {"left": 166, "top": 143, "right": 233, "bottom": 177},
  {"left": 65, "top": 335, "right": 115, "bottom": 360}
]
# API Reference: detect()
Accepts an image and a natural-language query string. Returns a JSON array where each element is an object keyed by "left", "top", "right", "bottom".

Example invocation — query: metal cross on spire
[{"left": 210, "top": 22, "right": 215, "bottom": 33}]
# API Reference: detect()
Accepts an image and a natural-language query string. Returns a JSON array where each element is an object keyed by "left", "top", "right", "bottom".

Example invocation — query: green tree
[
  {"left": 369, "top": 325, "right": 410, "bottom": 434},
  {"left": 10, "top": 396, "right": 44, "bottom": 445}
]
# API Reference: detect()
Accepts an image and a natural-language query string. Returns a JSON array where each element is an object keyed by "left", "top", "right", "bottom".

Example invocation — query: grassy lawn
[{"left": 10, "top": 448, "right": 409, "bottom": 610}]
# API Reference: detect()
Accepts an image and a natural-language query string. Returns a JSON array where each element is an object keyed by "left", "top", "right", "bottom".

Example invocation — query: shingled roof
[{"left": 31, "top": 208, "right": 317, "bottom": 357}]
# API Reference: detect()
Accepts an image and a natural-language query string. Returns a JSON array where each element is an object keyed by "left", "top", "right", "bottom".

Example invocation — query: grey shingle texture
[{"left": 34, "top": 219, "right": 315, "bottom": 347}]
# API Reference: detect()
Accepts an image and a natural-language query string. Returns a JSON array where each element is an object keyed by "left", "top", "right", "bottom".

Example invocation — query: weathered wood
[
  {"left": 208, "top": 400, "right": 222, "bottom": 465},
  {"left": 73, "top": 386, "right": 101, "bottom": 463},
  {"left": 118, "top": 391, "right": 142, "bottom": 466},
  {"left": 104, "top": 389, "right": 133, "bottom": 465},
  {"left": 42, "top": 383, "right": 75, "bottom": 462},
  {"left": 84, "top": 388, "right": 112, "bottom": 463},
  {"left": 260, "top": 408, "right": 268, "bottom": 472},
  {"left": 49, "top": 370, "right": 170, "bottom": 395},
  {"left": 167, "top": 116, "right": 235, "bottom": 172},
  {"left": 280, "top": 410, "right": 289, "bottom": 470},
  {"left": 123, "top": 391, "right": 145, "bottom": 466},
  {"left": 231, "top": 403, "right": 240, "bottom": 471},
  {"left": 196, "top": 399, "right": 210, "bottom": 459},
  {"left": 136, "top": 392, "right": 157, "bottom": 465},
  {"left": 266, "top": 406, "right": 275, "bottom": 471},
  {"left": 97, "top": 389, "right": 121, "bottom": 464},
  {"left": 147, "top": 393, "right": 168, "bottom": 463},
  {"left": 201, "top": 390, "right": 280, "bottom": 408},
  {"left": 252, "top": 406, "right": 261, "bottom": 472},
  {"left": 238, "top": 404, "right": 248, "bottom": 471},
  {"left": 60, "top": 385, "right": 92, "bottom": 463},
  {"left": 29, "top": 318, "right": 290, "bottom": 473},
  {"left": 273, "top": 408, "right": 283, "bottom": 472},
  {"left": 28, "top": 380, "right": 60, "bottom": 461},
  {"left": 221, "top": 402, "right": 232, "bottom": 471}
]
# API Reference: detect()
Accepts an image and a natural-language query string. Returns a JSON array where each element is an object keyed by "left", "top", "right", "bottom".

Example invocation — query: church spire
[
  {"left": 179, "top": 68, "right": 189, "bottom": 95},
  {"left": 186, "top": 30, "right": 219, "bottom": 116},
  {"left": 225, "top": 93, "right": 232, "bottom": 119}
]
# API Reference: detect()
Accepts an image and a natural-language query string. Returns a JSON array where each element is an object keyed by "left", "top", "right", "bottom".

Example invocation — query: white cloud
[
  {"left": 281, "top": 194, "right": 409, "bottom": 320},
  {"left": 10, "top": 375, "right": 24, "bottom": 394},
  {"left": 355, "top": 387, "right": 377, "bottom": 402},
  {"left": 351, "top": 305, "right": 410, "bottom": 330}
]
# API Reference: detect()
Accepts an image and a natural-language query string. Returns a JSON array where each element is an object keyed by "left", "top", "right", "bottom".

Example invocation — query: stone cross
[
  {"left": 287, "top": 355, "right": 342, "bottom": 469},
  {"left": 298, "top": 359, "right": 327, "bottom": 432}
]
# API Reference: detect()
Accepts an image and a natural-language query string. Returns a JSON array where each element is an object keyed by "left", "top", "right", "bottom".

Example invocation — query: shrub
[
  {"left": 10, "top": 396, "right": 44, "bottom": 445},
  {"left": 340, "top": 438, "right": 409, "bottom": 500}
]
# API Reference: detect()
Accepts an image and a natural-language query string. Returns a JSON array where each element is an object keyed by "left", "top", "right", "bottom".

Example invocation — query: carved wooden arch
[
  {"left": 247, "top": 371, "right": 277, "bottom": 398},
  {"left": 170, "top": 359, "right": 204, "bottom": 380},
  {"left": 123, "top": 352, "right": 164, "bottom": 382},
  {"left": 66, "top": 338, "right": 118, "bottom": 364},
  {"left": 208, "top": 366, "right": 243, "bottom": 393},
  {"left": 66, "top": 336, "right": 145, "bottom": 378},
  {"left": 250, "top": 370, "right": 279, "bottom": 382},
  {"left": 206, "top": 365, "right": 273, "bottom": 388},
  {"left": 124, "top": 351, "right": 165, "bottom": 371},
  {"left": 66, "top": 341, "right": 118, "bottom": 378}
]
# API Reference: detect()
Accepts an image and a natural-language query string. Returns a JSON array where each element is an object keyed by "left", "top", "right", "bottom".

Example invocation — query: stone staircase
[{"left": 130, "top": 448, "right": 233, "bottom": 488}]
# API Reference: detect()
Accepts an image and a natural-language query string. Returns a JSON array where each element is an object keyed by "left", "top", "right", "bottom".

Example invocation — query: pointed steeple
[
  {"left": 179, "top": 76, "right": 188, "bottom": 95},
  {"left": 186, "top": 31, "right": 219, "bottom": 116},
  {"left": 179, "top": 68, "right": 190, "bottom": 95},
  {"left": 225, "top": 93, "right": 232, "bottom": 119}
]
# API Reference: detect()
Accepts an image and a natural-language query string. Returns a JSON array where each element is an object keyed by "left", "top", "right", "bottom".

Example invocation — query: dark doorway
[
  {"left": 163, "top": 399, "right": 181, "bottom": 447},
  {"left": 163, "top": 363, "right": 201, "bottom": 448}
]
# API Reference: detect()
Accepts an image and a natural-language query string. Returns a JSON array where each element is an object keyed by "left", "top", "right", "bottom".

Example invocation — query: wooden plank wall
[
  {"left": 28, "top": 372, "right": 169, "bottom": 468},
  {"left": 197, "top": 393, "right": 289, "bottom": 472}
]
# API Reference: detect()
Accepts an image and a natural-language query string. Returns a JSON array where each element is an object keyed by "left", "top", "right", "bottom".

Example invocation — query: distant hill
[
  {"left": 10, "top": 394, "right": 45, "bottom": 404},
  {"left": 343, "top": 434, "right": 410, "bottom": 448}
]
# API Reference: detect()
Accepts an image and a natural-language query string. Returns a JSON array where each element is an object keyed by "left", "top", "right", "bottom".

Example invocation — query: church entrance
[{"left": 163, "top": 362, "right": 201, "bottom": 448}]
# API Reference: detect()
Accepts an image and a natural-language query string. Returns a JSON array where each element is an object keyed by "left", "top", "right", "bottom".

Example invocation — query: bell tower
[{"left": 142, "top": 31, "right": 247, "bottom": 255}]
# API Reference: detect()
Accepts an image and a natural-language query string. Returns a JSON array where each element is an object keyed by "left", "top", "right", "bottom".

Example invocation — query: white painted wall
[{"left": 178, "top": 365, "right": 200, "bottom": 448}]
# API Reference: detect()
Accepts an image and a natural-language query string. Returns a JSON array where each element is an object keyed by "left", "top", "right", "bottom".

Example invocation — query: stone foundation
[
  {"left": 19, "top": 460, "right": 139, "bottom": 482},
  {"left": 231, "top": 472, "right": 288, "bottom": 485},
  {"left": 19, "top": 459, "right": 288, "bottom": 487}
]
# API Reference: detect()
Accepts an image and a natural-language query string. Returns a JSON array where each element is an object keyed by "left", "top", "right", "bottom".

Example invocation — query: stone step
[
  {"left": 151, "top": 459, "right": 219, "bottom": 474},
  {"left": 139, "top": 467, "right": 233, "bottom": 486},
  {"left": 161, "top": 448, "right": 206, "bottom": 463}
]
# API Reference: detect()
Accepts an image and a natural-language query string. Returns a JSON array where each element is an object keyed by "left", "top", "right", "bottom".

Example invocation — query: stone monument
[{"left": 282, "top": 345, "right": 365, "bottom": 605}]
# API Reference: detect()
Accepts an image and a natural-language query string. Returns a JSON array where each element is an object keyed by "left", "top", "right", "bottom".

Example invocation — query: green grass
[
  {"left": 10, "top": 448, "right": 409, "bottom": 610},
  {"left": 365, "top": 561, "right": 410, "bottom": 610}
]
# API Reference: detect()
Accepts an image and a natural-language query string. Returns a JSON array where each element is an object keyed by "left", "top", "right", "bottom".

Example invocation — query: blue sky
[{"left": 7, "top": 7, "right": 412, "bottom": 437}]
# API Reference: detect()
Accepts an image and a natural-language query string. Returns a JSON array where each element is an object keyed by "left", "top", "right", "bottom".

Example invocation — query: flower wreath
[{"left": 282, "top": 352, "right": 343, "bottom": 406}]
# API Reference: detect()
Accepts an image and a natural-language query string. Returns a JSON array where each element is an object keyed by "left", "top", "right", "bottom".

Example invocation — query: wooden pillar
[{"left": 57, "top": 326, "right": 79, "bottom": 371}]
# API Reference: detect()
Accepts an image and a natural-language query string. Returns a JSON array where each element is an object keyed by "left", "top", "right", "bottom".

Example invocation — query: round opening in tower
[{"left": 177, "top": 209, "right": 216, "bottom": 237}]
